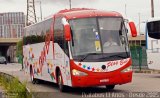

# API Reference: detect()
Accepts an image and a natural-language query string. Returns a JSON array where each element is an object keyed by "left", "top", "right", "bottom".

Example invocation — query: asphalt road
[{"left": 0, "top": 63, "right": 160, "bottom": 98}]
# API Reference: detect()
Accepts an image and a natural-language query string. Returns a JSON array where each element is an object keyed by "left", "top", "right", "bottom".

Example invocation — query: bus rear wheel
[
  {"left": 30, "top": 67, "right": 36, "bottom": 84},
  {"left": 106, "top": 85, "right": 115, "bottom": 90},
  {"left": 58, "top": 71, "right": 65, "bottom": 92}
]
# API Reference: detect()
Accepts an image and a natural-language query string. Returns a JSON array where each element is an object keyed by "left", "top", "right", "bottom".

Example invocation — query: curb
[
  {"left": 133, "top": 69, "right": 160, "bottom": 74},
  {"left": 0, "top": 72, "right": 32, "bottom": 97}
]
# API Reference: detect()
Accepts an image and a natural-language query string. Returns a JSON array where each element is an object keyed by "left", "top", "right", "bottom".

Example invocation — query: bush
[
  {"left": 0, "top": 74, "right": 31, "bottom": 98},
  {"left": 16, "top": 40, "right": 23, "bottom": 58}
]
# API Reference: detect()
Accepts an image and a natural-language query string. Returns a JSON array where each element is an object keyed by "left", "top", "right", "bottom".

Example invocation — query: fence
[{"left": 130, "top": 45, "right": 148, "bottom": 70}]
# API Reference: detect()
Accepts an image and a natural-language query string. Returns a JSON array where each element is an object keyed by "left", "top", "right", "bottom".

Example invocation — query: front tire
[
  {"left": 4, "top": 61, "right": 7, "bottom": 65},
  {"left": 58, "top": 71, "right": 65, "bottom": 92},
  {"left": 106, "top": 85, "right": 115, "bottom": 90}
]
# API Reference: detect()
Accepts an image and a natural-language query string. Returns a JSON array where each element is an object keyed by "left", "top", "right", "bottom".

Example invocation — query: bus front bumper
[{"left": 71, "top": 71, "right": 132, "bottom": 87}]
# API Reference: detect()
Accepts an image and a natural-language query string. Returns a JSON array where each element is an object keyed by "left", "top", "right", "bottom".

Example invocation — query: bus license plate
[{"left": 100, "top": 79, "right": 109, "bottom": 83}]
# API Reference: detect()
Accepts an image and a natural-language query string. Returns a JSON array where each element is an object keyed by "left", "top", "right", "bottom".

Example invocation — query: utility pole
[
  {"left": 39, "top": 1, "right": 42, "bottom": 21},
  {"left": 138, "top": 13, "right": 141, "bottom": 35},
  {"left": 69, "top": 0, "right": 71, "bottom": 9},
  {"left": 36, "top": 1, "right": 43, "bottom": 21},
  {"left": 151, "top": 0, "right": 154, "bottom": 17},
  {"left": 27, "top": 0, "right": 37, "bottom": 26},
  {"left": 125, "top": 4, "right": 127, "bottom": 17}
]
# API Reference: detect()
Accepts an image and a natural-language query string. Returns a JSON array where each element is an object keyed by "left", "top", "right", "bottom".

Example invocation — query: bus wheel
[
  {"left": 58, "top": 71, "right": 65, "bottom": 92},
  {"left": 30, "top": 67, "right": 36, "bottom": 84},
  {"left": 106, "top": 85, "right": 115, "bottom": 90}
]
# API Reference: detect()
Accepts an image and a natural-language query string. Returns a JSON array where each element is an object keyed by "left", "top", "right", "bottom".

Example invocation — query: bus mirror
[
  {"left": 62, "top": 18, "right": 71, "bottom": 41},
  {"left": 129, "top": 21, "right": 137, "bottom": 37},
  {"left": 64, "top": 24, "right": 71, "bottom": 41}
]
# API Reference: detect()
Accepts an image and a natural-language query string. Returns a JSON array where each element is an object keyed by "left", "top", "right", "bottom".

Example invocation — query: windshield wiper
[
  {"left": 99, "top": 53, "right": 127, "bottom": 59},
  {"left": 80, "top": 53, "right": 100, "bottom": 62},
  {"left": 109, "top": 54, "right": 127, "bottom": 59}
]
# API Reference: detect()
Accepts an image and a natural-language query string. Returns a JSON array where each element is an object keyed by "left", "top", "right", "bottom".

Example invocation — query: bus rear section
[
  {"left": 23, "top": 8, "right": 137, "bottom": 91},
  {"left": 146, "top": 19, "right": 160, "bottom": 70}
]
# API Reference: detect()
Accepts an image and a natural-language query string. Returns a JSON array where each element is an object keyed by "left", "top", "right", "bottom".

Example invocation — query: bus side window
[{"left": 54, "top": 17, "right": 69, "bottom": 56}]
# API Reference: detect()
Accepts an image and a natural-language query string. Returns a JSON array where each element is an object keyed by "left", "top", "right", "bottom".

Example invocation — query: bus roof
[
  {"left": 25, "top": 8, "right": 122, "bottom": 28},
  {"left": 147, "top": 17, "right": 160, "bottom": 22},
  {"left": 57, "top": 8, "right": 122, "bottom": 19}
]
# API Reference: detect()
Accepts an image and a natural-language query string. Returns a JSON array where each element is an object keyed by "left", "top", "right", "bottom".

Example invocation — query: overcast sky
[{"left": 0, "top": 0, "right": 160, "bottom": 33}]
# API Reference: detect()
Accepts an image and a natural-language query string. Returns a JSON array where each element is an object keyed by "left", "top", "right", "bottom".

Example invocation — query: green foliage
[
  {"left": 0, "top": 75, "right": 32, "bottom": 98},
  {"left": 16, "top": 40, "right": 23, "bottom": 57}
]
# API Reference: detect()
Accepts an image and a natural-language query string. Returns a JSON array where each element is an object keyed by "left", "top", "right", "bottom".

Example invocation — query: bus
[
  {"left": 23, "top": 8, "right": 137, "bottom": 92},
  {"left": 146, "top": 18, "right": 160, "bottom": 70}
]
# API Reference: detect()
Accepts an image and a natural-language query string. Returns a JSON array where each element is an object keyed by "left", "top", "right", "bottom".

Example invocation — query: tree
[{"left": 16, "top": 40, "right": 23, "bottom": 64}]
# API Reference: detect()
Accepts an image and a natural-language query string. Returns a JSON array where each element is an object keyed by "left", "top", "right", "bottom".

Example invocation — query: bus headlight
[
  {"left": 72, "top": 69, "right": 88, "bottom": 76},
  {"left": 121, "top": 66, "right": 132, "bottom": 72}
]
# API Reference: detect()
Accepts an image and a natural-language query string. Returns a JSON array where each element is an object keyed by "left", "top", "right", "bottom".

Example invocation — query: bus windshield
[
  {"left": 147, "top": 21, "right": 160, "bottom": 39},
  {"left": 69, "top": 17, "right": 129, "bottom": 62}
]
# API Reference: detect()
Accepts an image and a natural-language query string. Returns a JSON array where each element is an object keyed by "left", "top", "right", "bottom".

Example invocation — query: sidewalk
[
  {"left": 0, "top": 63, "right": 22, "bottom": 72},
  {"left": 133, "top": 68, "right": 160, "bottom": 74},
  {"left": 0, "top": 63, "right": 31, "bottom": 91},
  {"left": 0, "top": 63, "right": 58, "bottom": 93},
  {"left": 0, "top": 63, "right": 28, "bottom": 83}
]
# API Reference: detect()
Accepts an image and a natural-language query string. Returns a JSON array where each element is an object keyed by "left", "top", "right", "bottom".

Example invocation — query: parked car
[{"left": 0, "top": 56, "right": 7, "bottom": 64}]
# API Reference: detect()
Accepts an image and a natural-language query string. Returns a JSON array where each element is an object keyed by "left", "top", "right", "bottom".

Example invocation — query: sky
[{"left": 0, "top": 0, "right": 160, "bottom": 34}]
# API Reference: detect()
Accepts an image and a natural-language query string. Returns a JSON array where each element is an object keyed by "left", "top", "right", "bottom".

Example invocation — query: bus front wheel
[{"left": 106, "top": 85, "right": 115, "bottom": 90}]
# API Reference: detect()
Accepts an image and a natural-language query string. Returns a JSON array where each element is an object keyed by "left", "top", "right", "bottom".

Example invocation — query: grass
[{"left": 0, "top": 74, "right": 32, "bottom": 98}]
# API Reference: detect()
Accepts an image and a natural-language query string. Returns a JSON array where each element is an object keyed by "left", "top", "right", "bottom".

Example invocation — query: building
[
  {"left": 128, "top": 35, "right": 146, "bottom": 46},
  {"left": 0, "top": 12, "right": 25, "bottom": 38},
  {"left": 0, "top": 12, "right": 25, "bottom": 63}
]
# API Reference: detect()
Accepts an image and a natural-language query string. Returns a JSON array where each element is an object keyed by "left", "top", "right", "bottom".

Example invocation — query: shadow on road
[
  {"left": 31, "top": 80, "right": 128, "bottom": 98},
  {"left": 33, "top": 80, "right": 127, "bottom": 95},
  {"left": 148, "top": 75, "right": 160, "bottom": 79}
]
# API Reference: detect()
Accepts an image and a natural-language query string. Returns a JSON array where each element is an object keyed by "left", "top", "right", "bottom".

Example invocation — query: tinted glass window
[
  {"left": 54, "top": 18, "right": 64, "bottom": 49},
  {"left": 69, "top": 17, "right": 129, "bottom": 62},
  {"left": 147, "top": 21, "right": 160, "bottom": 39},
  {"left": 54, "top": 17, "right": 69, "bottom": 56}
]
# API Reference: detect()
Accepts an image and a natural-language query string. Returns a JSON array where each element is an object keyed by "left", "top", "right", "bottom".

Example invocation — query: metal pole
[
  {"left": 69, "top": 0, "right": 71, "bottom": 9},
  {"left": 27, "top": 0, "right": 29, "bottom": 26},
  {"left": 39, "top": 1, "right": 42, "bottom": 21},
  {"left": 125, "top": 4, "right": 127, "bottom": 17},
  {"left": 138, "top": 13, "right": 141, "bottom": 35},
  {"left": 151, "top": 0, "right": 154, "bottom": 17}
]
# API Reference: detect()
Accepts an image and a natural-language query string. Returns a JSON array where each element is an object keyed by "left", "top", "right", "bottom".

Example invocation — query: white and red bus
[
  {"left": 23, "top": 8, "right": 137, "bottom": 91},
  {"left": 146, "top": 18, "right": 160, "bottom": 70}
]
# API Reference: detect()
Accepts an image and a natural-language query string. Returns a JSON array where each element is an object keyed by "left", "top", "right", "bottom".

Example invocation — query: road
[{"left": 0, "top": 63, "right": 160, "bottom": 98}]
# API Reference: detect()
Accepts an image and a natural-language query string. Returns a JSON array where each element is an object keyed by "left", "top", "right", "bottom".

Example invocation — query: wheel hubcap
[
  {"left": 31, "top": 74, "right": 33, "bottom": 81},
  {"left": 58, "top": 75, "right": 62, "bottom": 88},
  {"left": 30, "top": 70, "right": 34, "bottom": 82}
]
